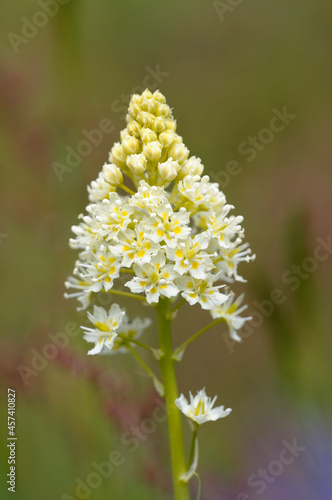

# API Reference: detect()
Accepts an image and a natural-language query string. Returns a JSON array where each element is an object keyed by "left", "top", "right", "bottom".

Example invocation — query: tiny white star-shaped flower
[
  {"left": 210, "top": 292, "right": 252, "bottom": 342},
  {"left": 167, "top": 232, "right": 215, "bottom": 279},
  {"left": 112, "top": 223, "right": 160, "bottom": 268},
  {"left": 125, "top": 252, "right": 180, "bottom": 303},
  {"left": 144, "top": 204, "right": 191, "bottom": 249},
  {"left": 79, "top": 247, "right": 121, "bottom": 292},
  {"left": 81, "top": 304, "right": 125, "bottom": 355},
  {"left": 176, "top": 275, "right": 229, "bottom": 310},
  {"left": 175, "top": 388, "right": 232, "bottom": 425}
]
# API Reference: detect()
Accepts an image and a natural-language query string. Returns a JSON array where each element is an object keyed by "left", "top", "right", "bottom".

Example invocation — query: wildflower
[
  {"left": 176, "top": 274, "right": 229, "bottom": 310},
  {"left": 144, "top": 204, "right": 191, "bottom": 249},
  {"left": 166, "top": 232, "right": 215, "bottom": 278},
  {"left": 66, "top": 89, "right": 255, "bottom": 497},
  {"left": 112, "top": 223, "right": 160, "bottom": 267},
  {"left": 81, "top": 304, "right": 125, "bottom": 355},
  {"left": 126, "top": 252, "right": 180, "bottom": 303},
  {"left": 210, "top": 292, "right": 252, "bottom": 342},
  {"left": 175, "top": 388, "right": 232, "bottom": 425}
]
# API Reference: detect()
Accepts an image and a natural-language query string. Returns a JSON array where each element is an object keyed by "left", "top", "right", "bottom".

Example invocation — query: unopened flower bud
[
  {"left": 128, "top": 103, "right": 141, "bottom": 119},
  {"left": 166, "top": 119, "right": 177, "bottom": 131},
  {"left": 159, "top": 131, "right": 175, "bottom": 148},
  {"left": 122, "top": 136, "right": 141, "bottom": 155},
  {"left": 143, "top": 141, "right": 163, "bottom": 162},
  {"left": 152, "top": 90, "right": 166, "bottom": 103},
  {"left": 152, "top": 117, "right": 166, "bottom": 134},
  {"left": 131, "top": 94, "right": 143, "bottom": 106},
  {"left": 102, "top": 163, "right": 123, "bottom": 186},
  {"left": 156, "top": 103, "right": 171, "bottom": 118},
  {"left": 109, "top": 142, "right": 127, "bottom": 167},
  {"left": 127, "top": 120, "right": 142, "bottom": 137},
  {"left": 126, "top": 153, "right": 147, "bottom": 175},
  {"left": 169, "top": 143, "right": 189, "bottom": 164},
  {"left": 141, "top": 99, "right": 156, "bottom": 113},
  {"left": 137, "top": 111, "right": 154, "bottom": 128},
  {"left": 142, "top": 89, "right": 153, "bottom": 100},
  {"left": 140, "top": 127, "right": 157, "bottom": 144},
  {"left": 158, "top": 158, "right": 180, "bottom": 182},
  {"left": 179, "top": 156, "right": 204, "bottom": 178},
  {"left": 120, "top": 129, "right": 130, "bottom": 142}
]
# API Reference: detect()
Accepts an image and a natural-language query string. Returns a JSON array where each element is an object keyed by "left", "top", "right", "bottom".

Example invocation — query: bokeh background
[{"left": 1, "top": 1, "right": 332, "bottom": 499}]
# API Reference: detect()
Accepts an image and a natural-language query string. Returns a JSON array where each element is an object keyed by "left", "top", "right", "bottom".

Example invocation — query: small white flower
[
  {"left": 70, "top": 212, "right": 102, "bottom": 255},
  {"left": 177, "top": 174, "right": 205, "bottom": 205},
  {"left": 82, "top": 304, "right": 125, "bottom": 355},
  {"left": 129, "top": 180, "right": 169, "bottom": 212},
  {"left": 112, "top": 223, "right": 160, "bottom": 267},
  {"left": 79, "top": 247, "right": 121, "bottom": 292},
  {"left": 126, "top": 252, "right": 180, "bottom": 303},
  {"left": 144, "top": 204, "right": 191, "bottom": 249},
  {"left": 196, "top": 207, "right": 244, "bottom": 249},
  {"left": 64, "top": 275, "right": 94, "bottom": 310},
  {"left": 167, "top": 232, "right": 214, "bottom": 278},
  {"left": 175, "top": 388, "right": 232, "bottom": 425},
  {"left": 176, "top": 275, "right": 229, "bottom": 310},
  {"left": 92, "top": 194, "right": 133, "bottom": 241},
  {"left": 210, "top": 292, "right": 252, "bottom": 342},
  {"left": 214, "top": 240, "right": 255, "bottom": 282}
]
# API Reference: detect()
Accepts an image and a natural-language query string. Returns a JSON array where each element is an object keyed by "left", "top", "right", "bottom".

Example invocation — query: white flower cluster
[{"left": 65, "top": 89, "right": 255, "bottom": 354}]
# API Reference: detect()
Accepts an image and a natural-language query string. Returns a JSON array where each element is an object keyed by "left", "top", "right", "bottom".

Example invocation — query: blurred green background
[{"left": 1, "top": 1, "right": 332, "bottom": 499}]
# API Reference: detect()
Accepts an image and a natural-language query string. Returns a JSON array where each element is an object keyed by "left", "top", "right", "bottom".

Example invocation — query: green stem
[
  {"left": 173, "top": 318, "right": 225, "bottom": 360},
  {"left": 128, "top": 345, "right": 163, "bottom": 395},
  {"left": 156, "top": 298, "right": 189, "bottom": 500},
  {"left": 120, "top": 268, "right": 135, "bottom": 274},
  {"left": 170, "top": 298, "right": 186, "bottom": 314},
  {"left": 187, "top": 423, "right": 199, "bottom": 470},
  {"left": 119, "top": 184, "right": 136, "bottom": 195},
  {"left": 116, "top": 334, "right": 152, "bottom": 353},
  {"left": 107, "top": 289, "right": 146, "bottom": 302}
]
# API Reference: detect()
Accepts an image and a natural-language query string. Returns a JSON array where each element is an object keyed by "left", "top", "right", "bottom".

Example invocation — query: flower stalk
[{"left": 157, "top": 298, "right": 190, "bottom": 500}]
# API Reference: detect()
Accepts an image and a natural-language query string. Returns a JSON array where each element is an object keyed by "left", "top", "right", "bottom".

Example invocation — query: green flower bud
[
  {"left": 169, "top": 142, "right": 189, "bottom": 164},
  {"left": 137, "top": 111, "right": 154, "bottom": 128},
  {"left": 142, "top": 89, "right": 153, "bottom": 100},
  {"left": 128, "top": 103, "right": 141, "bottom": 119},
  {"left": 141, "top": 99, "right": 156, "bottom": 114},
  {"left": 122, "top": 136, "right": 141, "bottom": 155},
  {"left": 140, "top": 127, "right": 157, "bottom": 144},
  {"left": 156, "top": 103, "right": 171, "bottom": 118},
  {"left": 159, "top": 131, "right": 176, "bottom": 149},
  {"left": 152, "top": 117, "right": 166, "bottom": 134},
  {"left": 152, "top": 90, "right": 166, "bottom": 103},
  {"left": 166, "top": 119, "right": 177, "bottom": 131},
  {"left": 127, "top": 120, "right": 142, "bottom": 137},
  {"left": 143, "top": 141, "right": 162, "bottom": 162}
]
